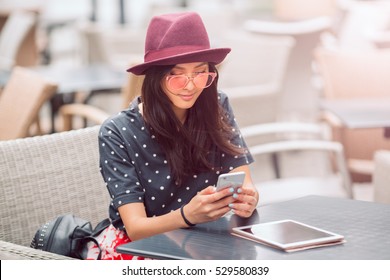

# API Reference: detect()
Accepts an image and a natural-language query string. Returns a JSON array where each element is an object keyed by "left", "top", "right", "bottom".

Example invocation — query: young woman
[{"left": 89, "top": 11, "right": 258, "bottom": 260}]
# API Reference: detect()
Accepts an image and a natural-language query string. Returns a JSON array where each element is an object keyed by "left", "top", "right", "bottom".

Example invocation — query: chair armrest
[
  {"left": 222, "top": 83, "right": 280, "bottom": 99},
  {"left": 348, "top": 159, "right": 375, "bottom": 175},
  {"left": 249, "top": 139, "right": 353, "bottom": 198},
  {"left": 320, "top": 110, "right": 344, "bottom": 127},
  {"left": 241, "top": 122, "right": 327, "bottom": 138},
  {"left": 0, "top": 240, "right": 75, "bottom": 260},
  {"left": 250, "top": 139, "right": 341, "bottom": 155},
  {"left": 319, "top": 31, "right": 339, "bottom": 50},
  {"left": 368, "top": 30, "right": 390, "bottom": 49},
  {"left": 373, "top": 150, "right": 390, "bottom": 203},
  {"left": 59, "top": 103, "right": 110, "bottom": 131}
]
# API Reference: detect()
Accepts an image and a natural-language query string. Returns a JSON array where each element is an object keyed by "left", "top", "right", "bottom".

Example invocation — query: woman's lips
[{"left": 178, "top": 94, "right": 194, "bottom": 101}]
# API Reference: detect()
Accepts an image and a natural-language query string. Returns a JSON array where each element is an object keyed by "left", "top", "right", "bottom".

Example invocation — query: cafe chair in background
[
  {"left": 77, "top": 21, "right": 110, "bottom": 65},
  {"left": 218, "top": 32, "right": 295, "bottom": 126},
  {"left": 320, "top": 0, "right": 390, "bottom": 51},
  {"left": 373, "top": 150, "right": 390, "bottom": 204},
  {"left": 216, "top": 32, "right": 296, "bottom": 181},
  {"left": 272, "top": 0, "right": 341, "bottom": 21},
  {"left": 314, "top": 48, "right": 390, "bottom": 99},
  {"left": 69, "top": 23, "right": 144, "bottom": 118},
  {"left": 77, "top": 21, "right": 144, "bottom": 69},
  {"left": 59, "top": 103, "right": 110, "bottom": 131},
  {"left": 120, "top": 58, "right": 144, "bottom": 109},
  {"left": 314, "top": 47, "right": 390, "bottom": 182},
  {"left": 58, "top": 59, "right": 144, "bottom": 131},
  {"left": 245, "top": 16, "right": 333, "bottom": 121},
  {"left": 241, "top": 121, "right": 354, "bottom": 206},
  {"left": 0, "top": 126, "right": 109, "bottom": 259},
  {"left": 0, "top": 66, "right": 58, "bottom": 140},
  {"left": 0, "top": 10, "right": 39, "bottom": 71}
]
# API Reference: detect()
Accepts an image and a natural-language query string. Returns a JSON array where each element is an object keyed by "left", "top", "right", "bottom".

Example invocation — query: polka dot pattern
[{"left": 98, "top": 93, "right": 254, "bottom": 230}]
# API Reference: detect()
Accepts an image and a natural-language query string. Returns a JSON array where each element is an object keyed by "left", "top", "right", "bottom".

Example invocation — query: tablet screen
[{"left": 233, "top": 220, "right": 344, "bottom": 250}]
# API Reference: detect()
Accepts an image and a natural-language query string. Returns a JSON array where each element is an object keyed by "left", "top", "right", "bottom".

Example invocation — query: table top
[
  {"left": 0, "top": 64, "right": 127, "bottom": 94},
  {"left": 116, "top": 196, "right": 390, "bottom": 260},
  {"left": 33, "top": 64, "right": 127, "bottom": 94},
  {"left": 321, "top": 99, "right": 390, "bottom": 129}
]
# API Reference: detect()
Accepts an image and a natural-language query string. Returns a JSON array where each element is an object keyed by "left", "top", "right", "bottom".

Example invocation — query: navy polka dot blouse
[{"left": 98, "top": 92, "right": 254, "bottom": 229}]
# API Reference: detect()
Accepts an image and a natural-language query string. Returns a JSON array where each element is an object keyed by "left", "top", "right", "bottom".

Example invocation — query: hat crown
[
  {"left": 144, "top": 12, "right": 210, "bottom": 61},
  {"left": 127, "top": 11, "right": 230, "bottom": 75}
]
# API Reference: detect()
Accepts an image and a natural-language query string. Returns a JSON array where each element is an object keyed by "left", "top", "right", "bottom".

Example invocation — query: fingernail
[
  {"left": 229, "top": 187, "right": 234, "bottom": 193},
  {"left": 237, "top": 188, "right": 242, "bottom": 193},
  {"left": 229, "top": 203, "right": 234, "bottom": 208},
  {"left": 233, "top": 193, "right": 238, "bottom": 199}
]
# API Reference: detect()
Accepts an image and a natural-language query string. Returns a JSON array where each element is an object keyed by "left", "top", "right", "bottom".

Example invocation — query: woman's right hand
[{"left": 182, "top": 186, "right": 235, "bottom": 225}]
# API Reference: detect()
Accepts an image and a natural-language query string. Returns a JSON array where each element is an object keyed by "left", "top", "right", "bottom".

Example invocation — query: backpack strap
[
  {"left": 71, "top": 218, "right": 111, "bottom": 260},
  {"left": 92, "top": 218, "right": 111, "bottom": 237}
]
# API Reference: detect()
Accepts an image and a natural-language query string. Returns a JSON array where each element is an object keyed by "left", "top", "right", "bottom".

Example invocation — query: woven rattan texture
[
  {"left": 0, "top": 240, "right": 74, "bottom": 260},
  {"left": 0, "top": 126, "right": 109, "bottom": 251}
]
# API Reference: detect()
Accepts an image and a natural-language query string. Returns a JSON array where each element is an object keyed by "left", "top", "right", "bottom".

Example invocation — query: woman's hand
[
  {"left": 225, "top": 165, "right": 258, "bottom": 218},
  {"left": 182, "top": 186, "right": 236, "bottom": 225},
  {"left": 229, "top": 185, "right": 259, "bottom": 218},
  {"left": 182, "top": 165, "right": 259, "bottom": 225}
]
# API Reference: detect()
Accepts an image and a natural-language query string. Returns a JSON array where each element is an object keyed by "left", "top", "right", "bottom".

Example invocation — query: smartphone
[{"left": 216, "top": 171, "right": 246, "bottom": 191}]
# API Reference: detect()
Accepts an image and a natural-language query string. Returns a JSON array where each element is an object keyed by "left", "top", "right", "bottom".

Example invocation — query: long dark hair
[{"left": 141, "top": 63, "right": 242, "bottom": 185}]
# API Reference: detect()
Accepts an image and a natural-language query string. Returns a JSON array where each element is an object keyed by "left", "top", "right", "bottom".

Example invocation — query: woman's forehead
[{"left": 172, "top": 62, "right": 208, "bottom": 71}]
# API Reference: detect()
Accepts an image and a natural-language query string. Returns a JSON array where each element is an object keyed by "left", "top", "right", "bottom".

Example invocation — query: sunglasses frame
[{"left": 165, "top": 72, "right": 217, "bottom": 91}]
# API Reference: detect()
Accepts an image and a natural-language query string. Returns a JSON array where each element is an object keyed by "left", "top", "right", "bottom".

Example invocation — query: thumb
[{"left": 200, "top": 185, "right": 217, "bottom": 195}]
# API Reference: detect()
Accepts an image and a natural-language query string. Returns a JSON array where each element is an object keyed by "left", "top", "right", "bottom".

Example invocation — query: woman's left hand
[{"left": 229, "top": 186, "right": 258, "bottom": 218}]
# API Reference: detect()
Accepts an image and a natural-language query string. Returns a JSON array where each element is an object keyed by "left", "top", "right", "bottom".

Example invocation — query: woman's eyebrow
[{"left": 173, "top": 62, "right": 208, "bottom": 70}]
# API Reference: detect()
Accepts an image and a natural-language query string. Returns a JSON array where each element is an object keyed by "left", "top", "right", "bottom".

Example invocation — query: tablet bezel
[{"left": 231, "top": 219, "right": 344, "bottom": 251}]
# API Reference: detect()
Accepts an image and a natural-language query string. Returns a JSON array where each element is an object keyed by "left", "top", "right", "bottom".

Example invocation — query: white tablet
[{"left": 232, "top": 219, "right": 345, "bottom": 252}]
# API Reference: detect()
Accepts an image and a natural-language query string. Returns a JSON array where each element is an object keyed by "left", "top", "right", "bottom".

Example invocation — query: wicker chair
[
  {"left": 0, "top": 10, "right": 39, "bottom": 70},
  {"left": 0, "top": 125, "right": 110, "bottom": 259},
  {"left": 241, "top": 122, "right": 353, "bottom": 206},
  {"left": 314, "top": 48, "right": 390, "bottom": 182},
  {"left": 0, "top": 66, "right": 58, "bottom": 140}
]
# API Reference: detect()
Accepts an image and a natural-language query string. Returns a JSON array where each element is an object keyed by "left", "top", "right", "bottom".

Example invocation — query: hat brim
[{"left": 127, "top": 48, "right": 231, "bottom": 75}]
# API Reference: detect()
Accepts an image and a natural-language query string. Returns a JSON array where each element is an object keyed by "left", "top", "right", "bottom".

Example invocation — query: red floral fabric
[{"left": 86, "top": 224, "right": 146, "bottom": 260}]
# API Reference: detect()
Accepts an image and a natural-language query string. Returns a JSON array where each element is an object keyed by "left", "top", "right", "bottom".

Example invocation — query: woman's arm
[
  {"left": 119, "top": 185, "right": 236, "bottom": 241},
  {"left": 118, "top": 202, "right": 185, "bottom": 241}
]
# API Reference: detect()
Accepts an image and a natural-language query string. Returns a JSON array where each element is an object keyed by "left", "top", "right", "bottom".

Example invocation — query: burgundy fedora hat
[{"left": 127, "top": 12, "right": 231, "bottom": 75}]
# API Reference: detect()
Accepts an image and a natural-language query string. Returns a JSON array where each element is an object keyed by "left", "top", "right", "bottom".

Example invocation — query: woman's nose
[{"left": 184, "top": 77, "right": 196, "bottom": 90}]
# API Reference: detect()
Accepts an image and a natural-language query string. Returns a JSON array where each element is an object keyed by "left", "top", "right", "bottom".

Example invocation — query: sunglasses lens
[
  {"left": 194, "top": 73, "right": 214, "bottom": 88},
  {"left": 167, "top": 73, "right": 216, "bottom": 90},
  {"left": 169, "top": 76, "right": 188, "bottom": 90}
]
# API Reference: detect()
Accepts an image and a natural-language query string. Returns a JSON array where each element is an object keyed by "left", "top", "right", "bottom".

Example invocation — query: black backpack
[{"left": 30, "top": 214, "right": 110, "bottom": 259}]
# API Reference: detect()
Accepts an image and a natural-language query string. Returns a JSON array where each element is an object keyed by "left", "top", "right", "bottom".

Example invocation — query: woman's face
[{"left": 162, "top": 62, "right": 211, "bottom": 122}]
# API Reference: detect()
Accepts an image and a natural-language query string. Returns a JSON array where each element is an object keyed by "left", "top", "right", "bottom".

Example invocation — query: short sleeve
[{"left": 98, "top": 120, "right": 145, "bottom": 211}]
